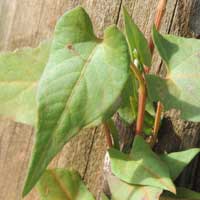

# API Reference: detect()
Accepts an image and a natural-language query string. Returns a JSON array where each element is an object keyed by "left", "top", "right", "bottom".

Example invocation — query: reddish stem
[
  {"left": 149, "top": 102, "right": 163, "bottom": 147},
  {"left": 131, "top": 0, "right": 167, "bottom": 135},
  {"left": 145, "top": 0, "right": 167, "bottom": 74},
  {"left": 130, "top": 63, "right": 146, "bottom": 135},
  {"left": 153, "top": 102, "right": 163, "bottom": 135},
  {"left": 149, "top": 0, "right": 167, "bottom": 144},
  {"left": 136, "top": 88, "right": 146, "bottom": 135},
  {"left": 150, "top": 0, "right": 167, "bottom": 55}
]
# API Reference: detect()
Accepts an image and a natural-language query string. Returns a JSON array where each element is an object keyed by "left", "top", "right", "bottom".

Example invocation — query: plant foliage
[
  {"left": 109, "top": 136, "right": 176, "bottom": 193},
  {"left": 0, "top": 41, "right": 50, "bottom": 125},
  {"left": 37, "top": 169, "right": 94, "bottom": 200},
  {"left": 146, "top": 27, "right": 200, "bottom": 122},
  {"left": 0, "top": 5, "right": 200, "bottom": 200},
  {"left": 22, "top": 6, "right": 130, "bottom": 196}
]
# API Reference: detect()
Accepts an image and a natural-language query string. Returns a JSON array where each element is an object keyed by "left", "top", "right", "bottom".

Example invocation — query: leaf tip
[
  {"left": 171, "top": 185, "right": 177, "bottom": 195},
  {"left": 22, "top": 183, "right": 29, "bottom": 198},
  {"left": 166, "top": 181, "right": 176, "bottom": 195},
  {"left": 22, "top": 172, "right": 36, "bottom": 198},
  {"left": 21, "top": 161, "right": 41, "bottom": 198}
]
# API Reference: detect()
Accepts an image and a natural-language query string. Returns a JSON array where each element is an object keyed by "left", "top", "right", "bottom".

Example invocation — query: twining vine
[{"left": 0, "top": 0, "right": 200, "bottom": 199}]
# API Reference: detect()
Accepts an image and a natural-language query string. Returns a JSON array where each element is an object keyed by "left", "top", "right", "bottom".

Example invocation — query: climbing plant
[{"left": 0, "top": 2, "right": 200, "bottom": 200}]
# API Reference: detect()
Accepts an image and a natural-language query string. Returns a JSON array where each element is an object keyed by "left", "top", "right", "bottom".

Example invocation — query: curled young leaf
[
  {"left": 123, "top": 7, "right": 152, "bottom": 66},
  {"left": 23, "top": 6, "right": 130, "bottom": 196}
]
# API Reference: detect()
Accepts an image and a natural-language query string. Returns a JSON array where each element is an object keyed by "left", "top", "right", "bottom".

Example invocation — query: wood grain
[{"left": 0, "top": 1, "right": 121, "bottom": 199}]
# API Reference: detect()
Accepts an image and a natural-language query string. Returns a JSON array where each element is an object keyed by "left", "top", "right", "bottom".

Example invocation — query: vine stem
[
  {"left": 145, "top": 0, "right": 167, "bottom": 73},
  {"left": 150, "top": 102, "right": 163, "bottom": 146},
  {"left": 134, "top": 0, "right": 166, "bottom": 137},
  {"left": 149, "top": 0, "right": 167, "bottom": 55},
  {"left": 148, "top": 0, "right": 167, "bottom": 145},
  {"left": 130, "top": 63, "right": 146, "bottom": 135}
]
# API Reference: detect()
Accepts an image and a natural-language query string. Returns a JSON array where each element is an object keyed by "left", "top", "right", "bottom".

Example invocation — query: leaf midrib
[
  {"left": 49, "top": 170, "right": 72, "bottom": 200},
  {"left": 130, "top": 153, "right": 173, "bottom": 191},
  {"left": 141, "top": 163, "right": 174, "bottom": 193},
  {"left": 115, "top": 156, "right": 174, "bottom": 192},
  {"left": 47, "top": 42, "right": 99, "bottom": 134},
  {"left": 30, "top": 43, "right": 100, "bottom": 186}
]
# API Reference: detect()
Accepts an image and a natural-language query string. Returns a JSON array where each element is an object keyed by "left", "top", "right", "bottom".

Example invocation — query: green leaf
[
  {"left": 146, "top": 97, "right": 156, "bottom": 116},
  {"left": 146, "top": 27, "right": 200, "bottom": 122},
  {"left": 159, "top": 148, "right": 200, "bottom": 180},
  {"left": 0, "top": 41, "right": 50, "bottom": 125},
  {"left": 37, "top": 169, "right": 94, "bottom": 200},
  {"left": 143, "top": 111, "right": 154, "bottom": 136},
  {"left": 118, "top": 72, "right": 137, "bottom": 125},
  {"left": 23, "top": 7, "right": 130, "bottom": 196},
  {"left": 143, "top": 98, "right": 156, "bottom": 136},
  {"left": 163, "top": 187, "right": 200, "bottom": 200},
  {"left": 109, "top": 135, "right": 176, "bottom": 193},
  {"left": 108, "top": 175, "right": 162, "bottom": 200},
  {"left": 123, "top": 7, "right": 152, "bottom": 66}
]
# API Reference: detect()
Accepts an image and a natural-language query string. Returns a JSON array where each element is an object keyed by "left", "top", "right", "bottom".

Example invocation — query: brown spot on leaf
[
  {"left": 66, "top": 43, "right": 73, "bottom": 50},
  {"left": 66, "top": 43, "right": 85, "bottom": 60}
]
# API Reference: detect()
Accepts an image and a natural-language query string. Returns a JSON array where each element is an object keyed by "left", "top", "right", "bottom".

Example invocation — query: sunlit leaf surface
[
  {"left": 109, "top": 135, "right": 175, "bottom": 193},
  {"left": 108, "top": 175, "right": 162, "bottom": 200},
  {"left": 23, "top": 6, "right": 130, "bottom": 196},
  {"left": 0, "top": 41, "right": 50, "bottom": 125},
  {"left": 146, "top": 27, "right": 200, "bottom": 122},
  {"left": 159, "top": 148, "right": 200, "bottom": 180}
]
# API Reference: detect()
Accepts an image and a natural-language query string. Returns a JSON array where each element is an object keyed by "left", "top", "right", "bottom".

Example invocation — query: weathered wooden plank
[
  {"left": 0, "top": 0, "right": 122, "bottom": 199},
  {"left": 0, "top": 120, "right": 34, "bottom": 200},
  {"left": 0, "top": 0, "right": 122, "bottom": 51}
]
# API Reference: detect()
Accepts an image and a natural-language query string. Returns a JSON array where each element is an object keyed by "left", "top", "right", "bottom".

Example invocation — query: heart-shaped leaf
[
  {"left": 146, "top": 27, "right": 200, "bottom": 122},
  {"left": 37, "top": 169, "right": 94, "bottom": 200},
  {"left": 23, "top": 6, "right": 130, "bottom": 196},
  {"left": 109, "top": 135, "right": 176, "bottom": 193},
  {"left": 159, "top": 148, "right": 200, "bottom": 180},
  {"left": 108, "top": 175, "right": 162, "bottom": 200},
  {"left": 0, "top": 41, "right": 50, "bottom": 125},
  {"left": 123, "top": 7, "right": 152, "bottom": 66}
]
